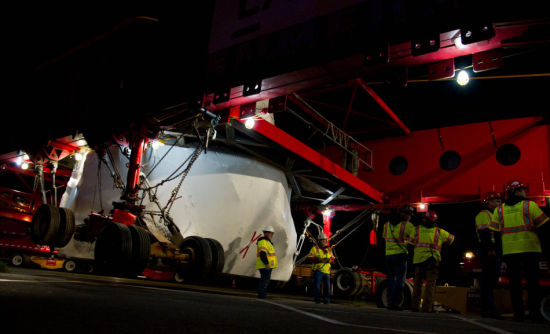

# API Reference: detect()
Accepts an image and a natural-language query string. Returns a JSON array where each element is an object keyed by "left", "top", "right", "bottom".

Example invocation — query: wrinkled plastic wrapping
[{"left": 60, "top": 145, "right": 297, "bottom": 281}]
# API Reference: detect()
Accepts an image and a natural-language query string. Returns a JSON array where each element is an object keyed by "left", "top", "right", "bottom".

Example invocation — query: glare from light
[
  {"left": 151, "top": 140, "right": 164, "bottom": 150},
  {"left": 457, "top": 70, "right": 470, "bottom": 86},
  {"left": 419, "top": 203, "right": 426, "bottom": 210},
  {"left": 464, "top": 251, "right": 475, "bottom": 259},
  {"left": 454, "top": 35, "right": 465, "bottom": 49},
  {"left": 74, "top": 152, "right": 83, "bottom": 161},
  {"left": 15, "top": 156, "right": 22, "bottom": 166},
  {"left": 76, "top": 139, "right": 87, "bottom": 147},
  {"left": 322, "top": 208, "right": 333, "bottom": 216},
  {"left": 245, "top": 118, "right": 255, "bottom": 129},
  {"left": 23, "top": 154, "right": 30, "bottom": 160},
  {"left": 21, "top": 162, "right": 29, "bottom": 170}
]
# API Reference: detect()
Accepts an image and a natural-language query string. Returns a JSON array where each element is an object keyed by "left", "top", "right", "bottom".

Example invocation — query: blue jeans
[
  {"left": 258, "top": 268, "right": 272, "bottom": 299},
  {"left": 385, "top": 253, "right": 408, "bottom": 307},
  {"left": 314, "top": 270, "right": 331, "bottom": 304},
  {"left": 479, "top": 251, "right": 501, "bottom": 315}
]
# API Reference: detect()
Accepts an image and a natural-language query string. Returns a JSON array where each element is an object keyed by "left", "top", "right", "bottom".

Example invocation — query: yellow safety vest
[
  {"left": 412, "top": 226, "right": 454, "bottom": 264},
  {"left": 490, "top": 200, "right": 549, "bottom": 255},
  {"left": 475, "top": 210, "right": 495, "bottom": 244},
  {"left": 383, "top": 221, "right": 415, "bottom": 255},
  {"left": 308, "top": 246, "right": 333, "bottom": 274},
  {"left": 256, "top": 238, "right": 278, "bottom": 269}
]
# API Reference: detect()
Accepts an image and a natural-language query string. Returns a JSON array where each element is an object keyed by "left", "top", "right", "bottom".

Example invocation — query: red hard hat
[
  {"left": 505, "top": 180, "right": 528, "bottom": 193},
  {"left": 425, "top": 210, "right": 438, "bottom": 222},
  {"left": 483, "top": 191, "right": 502, "bottom": 203}
]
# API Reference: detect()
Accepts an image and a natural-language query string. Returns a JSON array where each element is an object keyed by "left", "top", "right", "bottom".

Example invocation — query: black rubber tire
[
  {"left": 94, "top": 222, "right": 133, "bottom": 275},
  {"left": 64, "top": 259, "right": 77, "bottom": 272},
  {"left": 32, "top": 204, "right": 61, "bottom": 245},
  {"left": 375, "top": 279, "right": 412, "bottom": 308},
  {"left": 375, "top": 279, "right": 388, "bottom": 308},
  {"left": 205, "top": 238, "right": 225, "bottom": 281},
  {"left": 180, "top": 236, "right": 213, "bottom": 283},
  {"left": 541, "top": 292, "right": 550, "bottom": 323},
  {"left": 334, "top": 269, "right": 362, "bottom": 297},
  {"left": 10, "top": 253, "right": 24, "bottom": 267},
  {"left": 128, "top": 225, "right": 151, "bottom": 275},
  {"left": 55, "top": 208, "right": 76, "bottom": 248}
]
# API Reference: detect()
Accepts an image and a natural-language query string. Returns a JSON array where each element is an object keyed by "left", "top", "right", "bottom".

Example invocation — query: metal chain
[{"left": 164, "top": 144, "right": 203, "bottom": 215}]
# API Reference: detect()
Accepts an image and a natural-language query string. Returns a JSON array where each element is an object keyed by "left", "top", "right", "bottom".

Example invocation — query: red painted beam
[
  {"left": 355, "top": 78, "right": 411, "bottom": 136},
  {"left": 243, "top": 119, "right": 383, "bottom": 203}
]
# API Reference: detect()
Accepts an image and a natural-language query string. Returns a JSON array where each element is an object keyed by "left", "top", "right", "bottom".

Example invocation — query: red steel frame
[{"left": 238, "top": 118, "right": 383, "bottom": 203}]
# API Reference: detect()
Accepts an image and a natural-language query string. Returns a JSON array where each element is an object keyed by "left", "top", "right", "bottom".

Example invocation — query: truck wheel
[
  {"left": 375, "top": 279, "right": 412, "bottom": 308},
  {"left": 32, "top": 204, "right": 61, "bottom": 245},
  {"left": 128, "top": 225, "right": 151, "bottom": 275},
  {"left": 10, "top": 253, "right": 24, "bottom": 267},
  {"left": 64, "top": 259, "right": 77, "bottom": 272},
  {"left": 173, "top": 272, "right": 185, "bottom": 283},
  {"left": 205, "top": 238, "right": 224, "bottom": 281},
  {"left": 94, "top": 222, "right": 133, "bottom": 275},
  {"left": 180, "top": 236, "right": 213, "bottom": 283},
  {"left": 334, "top": 269, "right": 362, "bottom": 297},
  {"left": 55, "top": 208, "right": 76, "bottom": 248},
  {"left": 541, "top": 293, "right": 550, "bottom": 323}
]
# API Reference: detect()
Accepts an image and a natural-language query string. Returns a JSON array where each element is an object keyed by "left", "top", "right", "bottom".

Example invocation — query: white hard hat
[
  {"left": 318, "top": 232, "right": 327, "bottom": 240},
  {"left": 262, "top": 225, "right": 275, "bottom": 233}
]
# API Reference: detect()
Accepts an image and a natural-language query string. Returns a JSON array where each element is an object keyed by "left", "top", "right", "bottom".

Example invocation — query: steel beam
[
  {"left": 242, "top": 119, "right": 383, "bottom": 203},
  {"left": 355, "top": 78, "right": 411, "bottom": 136}
]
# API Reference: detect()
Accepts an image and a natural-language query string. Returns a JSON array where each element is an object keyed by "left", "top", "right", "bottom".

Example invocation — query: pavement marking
[
  {"left": 453, "top": 316, "right": 513, "bottom": 334},
  {"left": 0, "top": 278, "right": 90, "bottom": 284},
  {"left": 260, "top": 299, "right": 436, "bottom": 334}
]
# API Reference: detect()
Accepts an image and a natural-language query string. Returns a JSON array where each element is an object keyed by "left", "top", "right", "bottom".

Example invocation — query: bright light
[
  {"left": 457, "top": 70, "right": 470, "bottom": 86},
  {"left": 322, "top": 208, "right": 333, "bottom": 216},
  {"left": 23, "top": 154, "right": 30, "bottom": 160},
  {"left": 151, "top": 140, "right": 164, "bottom": 150},
  {"left": 15, "top": 156, "right": 22, "bottom": 166},
  {"left": 419, "top": 203, "right": 426, "bottom": 210},
  {"left": 74, "top": 152, "right": 83, "bottom": 161},
  {"left": 464, "top": 251, "right": 475, "bottom": 259},
  {"left": 21, "top": 162, "right": 29, "bottom": 170},
  {"left": 454, "top": 35, "right": 465, "bottom": 49},
  {"left": 245, "top": 118, "right": 255, "bottom": 129}
]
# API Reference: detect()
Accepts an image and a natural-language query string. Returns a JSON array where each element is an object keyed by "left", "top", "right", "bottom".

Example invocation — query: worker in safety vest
[
  {"left": 411, "top": 210, "right": 455, "bottom": 312},
  {"left": 308, "top": 232, "right": 334, "bottom": 304},
  {"left": 490, "top": 180, "right": 549, "bottom": 322},
  {"left": 475, "top": 191, "right": 503, "bottom": 318},
  {"left": 382, "top": 205, "right": 416, "bottom": 310},
  {"left": 256, "top": 225, "right": 278, "bottom": 299}
]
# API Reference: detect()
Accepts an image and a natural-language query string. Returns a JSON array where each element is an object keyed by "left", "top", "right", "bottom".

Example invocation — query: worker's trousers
[
  {"left": 503, "top": 252, "right": 541, "bottom": 321},
  {"left": 479, "top": 250, "right": 501, "bottom": 316},
  {"left": 385, "top": 253, "right": 408, "bottom": 307},
  {"left": 258, "top": 268, "right": 272, "bottom": 299},
  {"left": 314, "top": 270, "right": 331, "bottom": 304},
  {"left": 411, "top": 257, "right": 439, "bottom": 312}
]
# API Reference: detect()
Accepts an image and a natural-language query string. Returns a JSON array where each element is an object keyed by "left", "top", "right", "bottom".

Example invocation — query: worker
[
  {"left": 490, "top": 180, "right": 549, "bottom": 322},
  {"left": 476, "top": 191, "right": 503, "bottom": 318},
  {"left": 256, "top": 225, "right": 278, "bottom": 299},
  {"left": 308, "top": 232, "right": 335, "bottom": 304},
  {"left": 382, "top": 205, "right": 416, "bottom": 310},
  {"left": 410, "top": 210, "right": 455, "bottom": 312}
]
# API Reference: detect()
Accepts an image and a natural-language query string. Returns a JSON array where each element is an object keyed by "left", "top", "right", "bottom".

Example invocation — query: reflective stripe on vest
[
  {"left": 498, "top": 201, "right": 543, "bottom": 255},
  {"left": 311, "top": 246, "right": 332, "bottom": 273}
]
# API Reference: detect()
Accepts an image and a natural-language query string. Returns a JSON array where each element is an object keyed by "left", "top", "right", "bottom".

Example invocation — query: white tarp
[{"left": 60, "top": 145, "right": 297, "bottom": 281}]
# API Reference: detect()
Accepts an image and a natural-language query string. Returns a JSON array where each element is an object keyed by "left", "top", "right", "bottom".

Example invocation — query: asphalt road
[{"left": 1, "top": 268, "right": 549, "bottom": 334}]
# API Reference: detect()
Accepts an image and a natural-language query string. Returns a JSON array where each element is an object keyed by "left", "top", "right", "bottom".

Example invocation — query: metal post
[
  {"left": 36, "top": 164, "right": 48, "bottom": 204},
  {"left": 124, "top": 124, "right": 148, "bottom": 203}
]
